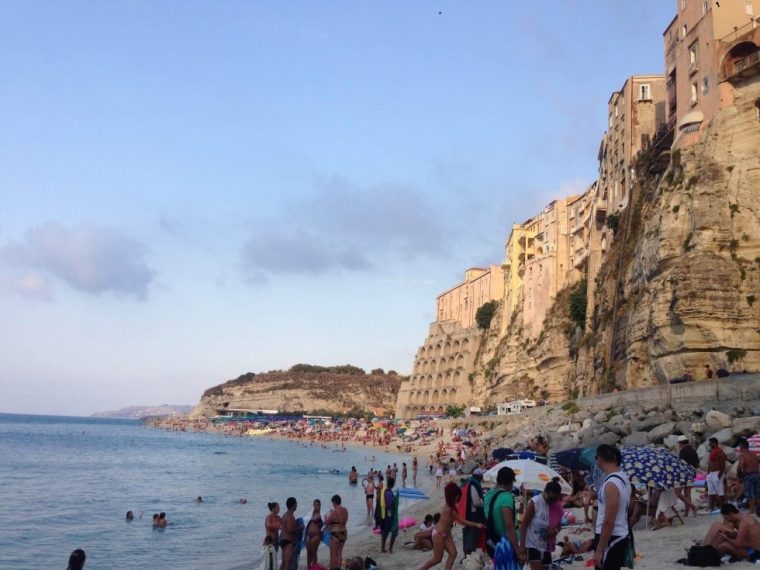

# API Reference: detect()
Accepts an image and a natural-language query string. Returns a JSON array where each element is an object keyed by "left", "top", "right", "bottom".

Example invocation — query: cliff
[{"left": 192, "top": 365, "right": 403, "bottom": 418}]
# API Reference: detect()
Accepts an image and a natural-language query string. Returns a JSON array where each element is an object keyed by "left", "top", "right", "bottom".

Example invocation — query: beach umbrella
[
  {"left": 462, "top": 441, "right": 474, "bottom": 447},
  {"left": 553, "top": 448, "right": 591, "bottom": 472},
  {"left": 746, "top": 434, "right": 760, "bottom": 454},
  {"left": 398, "top": 488, "right": 430, "bottom": 500},
  {"left": 483, "top": 459, "right": 572, "bottom": 494},
  {"left": 620, "top": 446, "right": 696, "bottom": 490},
  {"left": 492, "top": 448, "right": 514, "bottom": 461}
]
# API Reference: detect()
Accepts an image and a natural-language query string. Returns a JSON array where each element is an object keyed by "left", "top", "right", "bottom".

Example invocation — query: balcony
[{"left": 721, "top": 45, "right": 760, "bottom": 83}]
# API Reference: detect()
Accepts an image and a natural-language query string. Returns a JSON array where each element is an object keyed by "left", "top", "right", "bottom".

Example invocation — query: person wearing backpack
[
  {"left": 593, "top": 444, "right": 631, "bottom": 570},
  {"left": 483, "top": 466, "right": 523, "bottom": 570},
  {"left": 462, "top": 468, "right": 486, "bottom": 556}
]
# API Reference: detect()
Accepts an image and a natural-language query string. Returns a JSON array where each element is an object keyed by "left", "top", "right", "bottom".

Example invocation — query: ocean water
[{"left": 0, "top": 414, "right": 409, "bottom": 569}]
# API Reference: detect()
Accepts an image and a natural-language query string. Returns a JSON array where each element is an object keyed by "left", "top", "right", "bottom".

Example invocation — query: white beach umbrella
[{"left": 483, "top": 459, "right": 572, "bottom": 494}]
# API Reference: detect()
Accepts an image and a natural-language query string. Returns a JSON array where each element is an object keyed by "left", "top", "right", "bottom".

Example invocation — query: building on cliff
[
  {"left": 395, "top": 267, "right": 504, "bottom": 419},
  {"left": 664, "top": 0, "right": 760, "bottom": 147}
]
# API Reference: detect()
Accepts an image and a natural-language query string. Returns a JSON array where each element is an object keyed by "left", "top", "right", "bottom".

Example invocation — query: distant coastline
[{"left": 91, "top": 404, "right": 193, "bottom": 419}]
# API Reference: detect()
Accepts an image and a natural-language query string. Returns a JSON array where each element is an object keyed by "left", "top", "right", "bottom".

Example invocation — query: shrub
[
  {"left": 371, "top": 368, "right": 385, "bottom": 375},
  {"left": 446, "top": 405, "right": 465, "bottom": 418},
  {"left": 569, "top": 279, "right": 588, "bottom": 329},
  {"left": 730, "top": 203, "right": 740, "bottom": 218},
  {"left": 747, "top": 295, "right": 756, "bottom": 307},
  {"left": 727, "top": 348, "right": 747, "bottom": 364},
  {"left": 475, "top": 301, "right": 499, "bottom": 330},
  {"left": 606, "top": 213, "right": 620, "bottom": 232}
]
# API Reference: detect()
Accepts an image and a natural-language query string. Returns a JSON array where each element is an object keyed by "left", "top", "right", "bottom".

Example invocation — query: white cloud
[{"left": 1, "top": 222, "right": 154, "bottom": 300}]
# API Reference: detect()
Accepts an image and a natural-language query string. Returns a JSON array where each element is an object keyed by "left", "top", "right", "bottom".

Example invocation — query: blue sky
[{"left": 0, "top": 1, "right": 674, "bottom": 415}]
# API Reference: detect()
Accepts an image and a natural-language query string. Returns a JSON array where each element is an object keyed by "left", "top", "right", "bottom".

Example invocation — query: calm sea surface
[{"left": 0, "top": 414, "right": 409, "bottom": 569}]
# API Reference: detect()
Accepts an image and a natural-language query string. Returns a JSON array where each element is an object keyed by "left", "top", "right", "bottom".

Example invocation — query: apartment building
[
  {"left": 435, "top": 265, "right": 505, "bottom": 329},
  {"left": 664, "top": 0, "right": 760, "bottom": 146}
]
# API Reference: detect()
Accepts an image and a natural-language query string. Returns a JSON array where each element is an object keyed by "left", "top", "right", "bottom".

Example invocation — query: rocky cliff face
[
  {"left": 192, "top": 366, "right": 403, "bottom": 418},
  {"left": 466, "top": 80, "right": 760, "bottom": 406},
  {"left": 585, "top": 80, "right": 760, "bottom": 392}
]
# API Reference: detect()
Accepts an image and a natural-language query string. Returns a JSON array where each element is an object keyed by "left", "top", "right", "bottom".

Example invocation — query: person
[
  {"left": 413, "top": 456, "right": 419, "bottom": 486},
  {"left": 418, "top": 483, "right": 486, "bottom": 570},
  {"left": 705, "top": 364, "right": 714, "bottom": 379},
  {"left": 363, "top": 472, "right": 375, "bottom": 517},
  {"left": 392, "top": 462, "right": 399, "bottom": 480},
  {"left": 703, "top": 503, "right": 760, "bottom": 561},
  {"left": 738, "top": 438, "right": 760, "bottom": 513},
  {"left": 593, "top": 444, "right": 631, "bottom": 570},
  {"left": 324, "top": 494, "right": 348, "bottom": 570},
  {"left": 349, "top": 466, "right": 358, "bottom": 484},
  {"left": 484, "top": 466, "right": 522, "bottom": 569},
  {"left": 279, "top": 497, "right": 299, "bottom": 570},
  {"left": 305, "top": 499, "right": 323, "bottom": 569},
  {"left": 462, "top": 468, "right": 486, "bottom": 556},
  {"left": 707, "top": 437, "right": 727, "bottom": 511},
  {"left": 675, "top": 435, "right": 699, "bottom": 517},
  {"left": 560, "top": 536, "right": 594, "bottom": 557},
  {"left": 428, "top": 455, "right": 435, "bottom": 475},
  {"left": 532, "top": 436, "right": 549, "bottom": 456},
  {"left": 402, "top": 463, "right": 408, "bottom": 487},
  {"left": 125, "top": 510, "right": 133, "bottom": 521},
  {"left": 519, "top": 480, "right": 563, "bottom": 569},
  {"left": 413, "top": 514, "right": 436, "bottom": 550},
  {"left": 157, "top": 512, "right": 169, "bottom": 528},
  {"left": 380, "top": 477, "right": 398, "bottom": 554},
  {"left": 448, "top": 458, "right": 457, "bottom": 482},
  {"left": 265, "top": 502, "right": 282, "bottom": 551},
  {"left": 373, "top": 475, "right": 384, "bottom": 530},
  {"left": 261, "top": 535, "right": 277, "bottom": 570},
  {"left": 152, "top": 513, "right": 160, "bottom": 528},
  {"left": 435, "top": 462, "right": 444, "bottom": 488},
  {"left": 347, "top": 557, "right": 365, "bottom": 570},
  {"left": 67, "top": 549, "right": 86, "bottom": 570},
  {"left": 196, "top": 496, "right": 203, "bottom": 503}
]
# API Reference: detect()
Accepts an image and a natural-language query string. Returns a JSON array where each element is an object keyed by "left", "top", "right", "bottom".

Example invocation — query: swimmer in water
[
  {"left": 349, "top": 466, "right": 358, "bottom": 484},
  {"left": 126, "top": 511, "right": 133, "bottom": 522},
  {"left": 157, "top": 512, "right": 169, "bottom": 528},
  {"left": 240, "top": 498, "right": 248, "bottom": 504},
  {"left": 196, "top": 496, "right": 203, "bottom": 503},
  {"left": 152, "top": 514, "right": 160, "bottom": 528}
]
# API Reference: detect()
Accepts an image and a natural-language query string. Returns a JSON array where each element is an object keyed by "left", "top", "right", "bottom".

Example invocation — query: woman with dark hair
[
  {"left": 305, "top": 499, "right": 323, "bottom": 568},
  {"left": 519, "top": 480, "right": 563, "bottom": 569},
  {"left": 324, "top": 494, "right": 348, "bottom": 570},
  {"left": 67, "top": 549, "right": 86, "bottom": 570},
  {"left": 265, "top": 502, "right": 282, "bottom": 557},
  {"left": 418, "top": 482, "right": 485, "bottom": 570}
]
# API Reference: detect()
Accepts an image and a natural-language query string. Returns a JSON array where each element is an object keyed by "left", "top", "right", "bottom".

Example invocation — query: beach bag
[{"left": 686, "top": 545, "right": 721, "bottom": 567}]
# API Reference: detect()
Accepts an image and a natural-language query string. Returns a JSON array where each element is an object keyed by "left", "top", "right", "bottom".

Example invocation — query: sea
[{"left": 0, "top": 413, "right": 413, "bottom": 569}]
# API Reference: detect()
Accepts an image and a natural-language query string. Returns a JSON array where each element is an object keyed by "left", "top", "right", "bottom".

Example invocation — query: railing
[
  {"left": 718, "top": 17, "right": 760, "bottom": 46},
  {"left": 723, "top": 49, "right": 760, "bottom": 81}
]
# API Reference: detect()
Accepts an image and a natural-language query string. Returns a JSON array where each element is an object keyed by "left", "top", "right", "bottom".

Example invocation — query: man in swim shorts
[
  {"left": 707, "top": 437, "right": 727, "bottom": 512},
  {"left": 738, "top": 438, "right": 760, "bottom": 513},
  {"left": 363, "top": 473, "right": 375, "bottom": 517},
  {"left": 704, "top": 504, "right": 760, "bottom": 561}
]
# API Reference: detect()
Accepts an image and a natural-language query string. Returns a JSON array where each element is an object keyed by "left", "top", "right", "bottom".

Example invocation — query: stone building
[
  {"left": 395, "top": 266, "right": 505, "bottom": 419},
  {"left": 435, "top": 266, "right": 505, "bottom": 329},
  {"left": 664, "top": 0, "right": 760, "bottom": 147}
]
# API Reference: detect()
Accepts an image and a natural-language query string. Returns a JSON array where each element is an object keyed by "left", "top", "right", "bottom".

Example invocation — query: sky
[{"left": 0, "top": 1, "right": 675, "bottom": 416}]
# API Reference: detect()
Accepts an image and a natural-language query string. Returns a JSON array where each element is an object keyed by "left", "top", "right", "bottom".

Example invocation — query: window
[
  {"left": 639, "top": 84, "right": 651, "bottom": 101},
  {"left": 682, "top": 0, "right": 687, "bottom": 9},
  {"left": 702, "top": 76, "right": 709, "bottom": 95},
  {"left": 746, "top": 1, "right": 754, "bottom": 16},
  {"left": 689, "top": 41, "right": 699, "bottom": 72},
  {"left": 691, "top": 82, "right": 698, "bottom": 105},
  {"left": 682, "top": 24, "right": 688, "bottom": 38},
  {"left": 615, "top": 103, "right": 619, "bottom": 117},
  {"left": 703, "top": 1, "right": 709, "bottom": 14}
]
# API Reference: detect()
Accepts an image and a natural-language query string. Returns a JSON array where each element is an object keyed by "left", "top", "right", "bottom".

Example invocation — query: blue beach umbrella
[
  {"left": 398, "top": 488, "right": 430, "bottom": 500},
  {"left": 492, "top": 448, "right": 514, "bottom": 461},
  {"left": 620, "top": 446, "right": 696, "bottom": 489},
  {"left": 553, "top": 448, "right": 590, "bottom": 471}
]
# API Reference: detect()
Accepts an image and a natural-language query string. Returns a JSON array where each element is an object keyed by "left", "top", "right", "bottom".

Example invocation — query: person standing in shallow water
[
  {"left": 305, "top": 499, "right": 323, "bottom": 569},
  {"left": 279, "top": 497, "right": 299, "bottom": 570},
  {"left": 67, "top": 549, "right": 86, "bottom": 570},
  {"left": 265, "top": 502, "right": 282, "bottom": 551},
  {"left": 324, "top": 494, "right": 348, "bottom": 570}
]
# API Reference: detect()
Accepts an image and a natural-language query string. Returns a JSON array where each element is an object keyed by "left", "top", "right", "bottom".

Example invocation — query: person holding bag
[{"left": 484, "top": 466, "right": 523, "bottom": 570}]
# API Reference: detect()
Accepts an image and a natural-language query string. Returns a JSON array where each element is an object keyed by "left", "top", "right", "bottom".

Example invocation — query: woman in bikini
[
  {"left": 324, "top": 494, "right": 348, "bottom": 570},
  {"left": 264, "top": 502, "right": 282, "bottom": 550},
  {"left": 418, "top": 482, "right": 485, "bottom": 570},
  {"left": 305, "top": 498, "right": 323, "bottom": 569}
]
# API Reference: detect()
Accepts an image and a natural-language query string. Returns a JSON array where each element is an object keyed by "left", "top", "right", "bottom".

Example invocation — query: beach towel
[{"left": 491, "top": 535, "right": 521, "bottom": 570}]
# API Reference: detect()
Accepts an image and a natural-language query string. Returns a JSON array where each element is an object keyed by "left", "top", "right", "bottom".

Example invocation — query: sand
[{"left": 319, "top": 495, "right": 760, "bottom": 570}]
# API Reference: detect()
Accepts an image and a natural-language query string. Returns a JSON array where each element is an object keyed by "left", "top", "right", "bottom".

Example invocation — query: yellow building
[{"left": 435, "top": 265, "right": 505, "bottom": 329}]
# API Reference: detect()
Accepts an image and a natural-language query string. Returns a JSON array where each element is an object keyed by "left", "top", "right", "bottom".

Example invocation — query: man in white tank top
[{"left": 593, "top": 444, "right": 631, "bottom": 570}]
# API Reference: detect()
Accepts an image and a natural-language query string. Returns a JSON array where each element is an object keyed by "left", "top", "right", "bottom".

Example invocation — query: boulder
[
  {"left": 752, "top": 404, "right": 760, "bottom": 416},
  {"left": 647, "top": 422, "right": 676, "bottom": 443},
  {"left": 676, "top": 421, "right": 694, "bottom": 436},
  {"left": 691, "top": 422, "right": 706, "bottom": 434},
  {"left": 733, "top": 416, "right": 760, "bottom": 436},
  {"left": 705, "top": 410, "right": 732, "bottom": 429},
  {"left": 598, "top": 432, "right": 621, "bottom": 446},
  {"left": 568, "top": 423, "right": 582, "bottom": 432},
  {"left": 608, "top": 414, "right": 626, "bottom": 426},
  {"left": 557, "top": 425, "right": 571, "bottom": 434},
  {"left": 582, "top": 419, "right": 593, "bottom": 430},
  {"left": 631, "top": 415, "right": 666, "bottom": 432},
  {"left": 710, "top": 428, "right": 734, "bottom": 445},
  {"left": 622, "top": 432, "right": 649, "bottom": 447},
  {"left": 663, "top": 434, "right": 681, "bottom": 449},
  {"left": 594, "top": 411, "right": 608, "bottom": 423}
]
